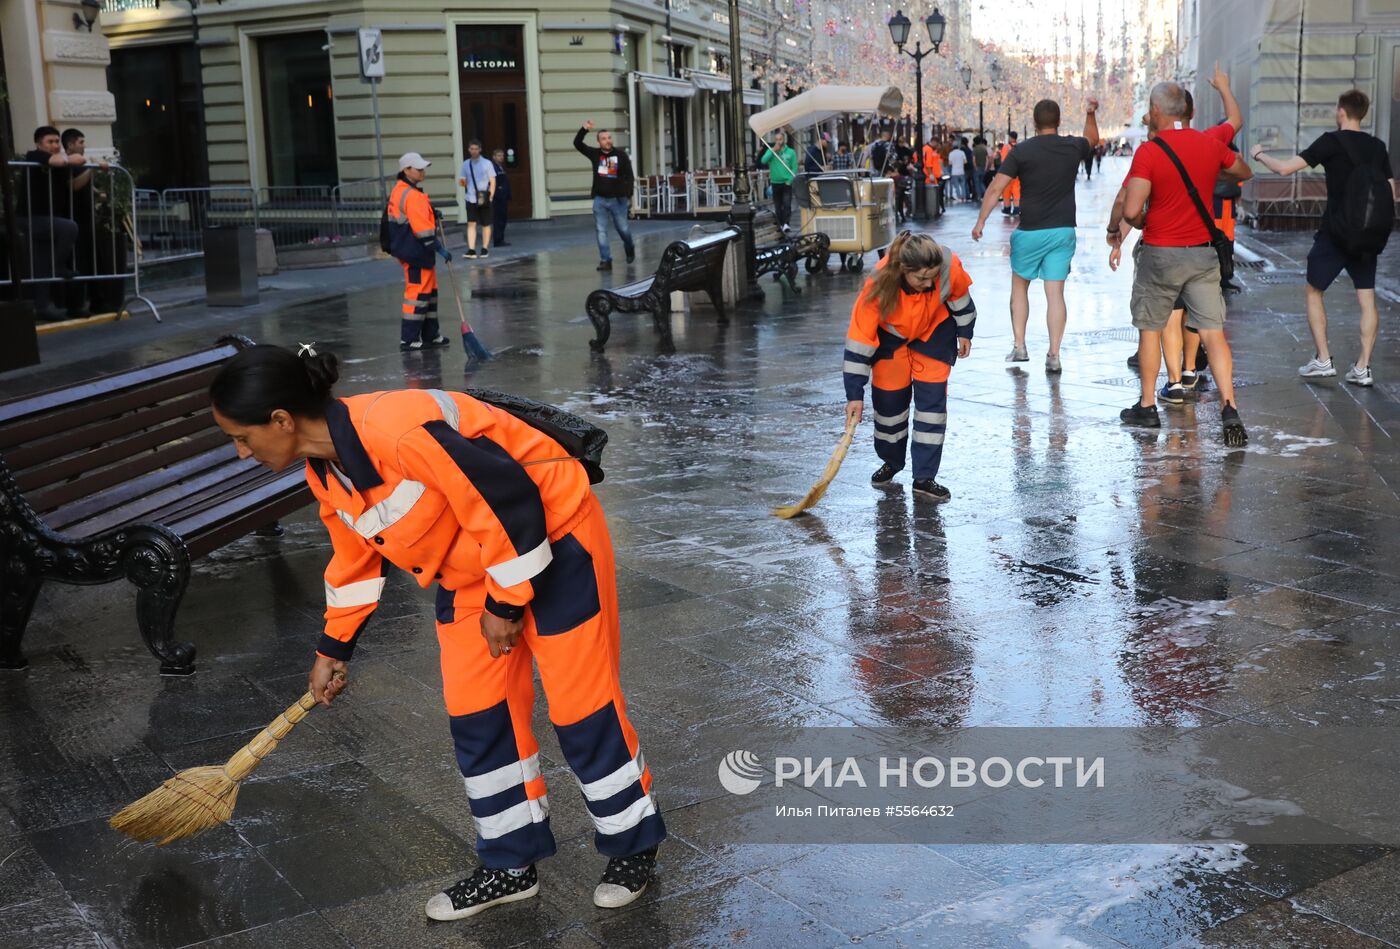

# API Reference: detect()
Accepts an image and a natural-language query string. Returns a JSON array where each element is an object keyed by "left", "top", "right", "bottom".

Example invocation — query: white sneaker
[
  {"left": 1298, "top": 356, "right": 1336, "bottom": 378},
  {"left": 1005, "top": 346, "right": 1029, "bottom": 363},
  {"left": 1345, "top": 364, "right": 1374, "bottom": 387}
]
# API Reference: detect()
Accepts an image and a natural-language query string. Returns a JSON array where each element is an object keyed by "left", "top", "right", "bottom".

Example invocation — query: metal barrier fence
[
  {"left": 4, "top": 160, "right": 159, "bottom": 321},
  {"left": 131, "top": 179, "right": 391, "bottom": 263}
]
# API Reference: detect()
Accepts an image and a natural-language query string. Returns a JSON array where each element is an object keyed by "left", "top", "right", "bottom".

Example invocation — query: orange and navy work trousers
[
  {"left": 400, "top": 262, "right": 440, "bottom": 346},
  {"left": 434, "top": 494, "right": 665, "bottom": 868},
  {"left": 871, "top": 333, "right": 952, "bottom": 481},
  {"left": 1002, "top": 176, "right": 1021, "bottom": 209}
]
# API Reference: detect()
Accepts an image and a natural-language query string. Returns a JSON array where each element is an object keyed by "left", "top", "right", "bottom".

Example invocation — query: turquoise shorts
[{"left": 1009, "top": 226, "right": 1077, "bottom": 281}]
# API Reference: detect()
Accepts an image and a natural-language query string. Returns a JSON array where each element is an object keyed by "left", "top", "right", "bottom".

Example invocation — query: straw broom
[
  {"left": 771, "top": 416, "right": 859, "bottom": 519},
  {"left": 110, "top": 678, "right": 338, "bottom": 845}
]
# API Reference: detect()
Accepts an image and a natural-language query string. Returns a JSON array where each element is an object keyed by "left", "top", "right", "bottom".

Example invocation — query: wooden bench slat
[
  {"left": 0, "top": 346, "right": 234, "bottom": 431},
  {"left": 0, "top": 367, "right": 222, "bottom": 452},
  {"left": 184, "top": 485, "right": 312, "bottom": 560},
  {"left": 16, "top": 411, "right": 215, "bottom": 495},
  {"left": 105, "top": 464, "right": 288, "bottom": 537},
  {"left": 54, "top": 454, "right": 261, "bottom": 537},
  {"left": 5, "top": 390, "right": 212, "bottom": 472},
  {"left": 169, "top": 475, "right": 310, "bottom": 546},
  {"left": 45, "top": 445, "right": 241, "bottom": 531},
  {"left": 24, "top": 427, "right": 227, "bottom": 514}
]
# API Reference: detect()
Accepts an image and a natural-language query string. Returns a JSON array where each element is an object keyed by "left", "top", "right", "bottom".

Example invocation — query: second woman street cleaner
[
  {"left": 842, "top": 232, "right": 978, "bottom": 502},
  {"left": 209, "top": 346, "right": 666, "bottom": 922}
]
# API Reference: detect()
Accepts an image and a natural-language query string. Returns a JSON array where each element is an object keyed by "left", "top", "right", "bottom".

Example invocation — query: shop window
[
  {"left": 258, "top": 32, "right": 337, "bottom": 188},
  {"left": 108, "top": 43, "right": 208, "bottom": 189}
]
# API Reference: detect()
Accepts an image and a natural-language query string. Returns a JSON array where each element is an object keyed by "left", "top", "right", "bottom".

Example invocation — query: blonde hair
[{"left": 863, "top": 232, "right": 943, "bottom": 321}]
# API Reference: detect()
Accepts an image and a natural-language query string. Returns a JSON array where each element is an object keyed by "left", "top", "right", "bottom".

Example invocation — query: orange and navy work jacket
[
  {"left": 842, "top": 249, "right": 976, "bottom": 400},
  {"left": 308, "top": 389, "right": 592, "bottom": 660},
  {"left": 386, "top": 178, "right": 438, "bottom": 269}
]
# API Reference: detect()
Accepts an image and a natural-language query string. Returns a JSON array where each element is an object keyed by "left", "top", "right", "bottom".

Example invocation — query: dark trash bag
[{"left": 466, "top": 388, "right": 609, "bottom": 484}]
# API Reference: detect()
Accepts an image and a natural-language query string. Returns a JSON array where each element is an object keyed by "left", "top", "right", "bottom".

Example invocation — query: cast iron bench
[
  {"left": 751, "top": 211, "right": 832, "bottom": 291},
  {"left": 0, "top": 335, "right": 313, "bottom": 675},
  {"left": 586, "top": 227, "right": 738, "bottom": 352}
]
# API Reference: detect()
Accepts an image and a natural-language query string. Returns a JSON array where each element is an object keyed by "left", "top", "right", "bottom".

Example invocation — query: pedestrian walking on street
[
  {"left": 1253, "top": 89, "right": 1397, "bottom": 387},
  {"left": 574, "top": 120, "right": 636, "bottom": 271},
  {"left": 973, "top": 97, "right": 1099, "bottom": 373},
  {"left": 842, "top": 232, "right": 978, "bottom": 503},
  {"left": 458, "top": 140, "right": 496, "bottom": 259},
  {"left": 490, "top": 149, "right": 512, "bottom": 246},
  {"left": 209, "top": 346, "right": 667, "bottom": 922},
  {"left": 959, "top": 136, "right": 976, "bottom": 202},
  {"left": 386, "top": 152, "right": 451, "bottom": 352},
  {"left": 1112, "top": 68, "right": 1242, "bottom": 400},
  {"left": 948, "top": 142, "right": 968, "bottom": 202},
  {"left": 760, "top": 130, "right": 799, "bottom": 232},
  {"left": 971, "top": 136, "right": 992, "bottom": 201},
  {"left": 1110, "top": 81, "right": 1252, "bottom": 446}
]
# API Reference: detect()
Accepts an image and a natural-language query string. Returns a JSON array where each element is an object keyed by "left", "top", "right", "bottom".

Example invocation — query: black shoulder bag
[
  {"left": 466, "top": 388, "right": 609, "bottom": 484},
  {"left": 1150, "top": 136, "right": 1234, "bottom": 282}
]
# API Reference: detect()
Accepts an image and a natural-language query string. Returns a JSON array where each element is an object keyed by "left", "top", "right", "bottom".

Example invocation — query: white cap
[{"left": 398, "top": 152, "right": 431, "bottom": 171}]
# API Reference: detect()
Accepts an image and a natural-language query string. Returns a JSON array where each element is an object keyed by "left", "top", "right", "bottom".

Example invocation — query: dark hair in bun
[{"left": 208, "top": 344, "right": 339, "bottom": 424}]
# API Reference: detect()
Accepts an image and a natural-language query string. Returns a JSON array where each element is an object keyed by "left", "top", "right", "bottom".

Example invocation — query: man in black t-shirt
[
  {"left": 1254, "top": 89, "right": 1397, "bottom": 387},
  {"left": 18, "top": 126, "right": 85, "bottom": 320}
]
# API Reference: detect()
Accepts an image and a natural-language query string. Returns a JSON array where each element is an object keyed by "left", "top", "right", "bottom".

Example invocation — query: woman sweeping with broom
[
  {"left": 842, "top": 232, "right": 978, "bottom": 502},
  {"left": 205, "top": 345, "right": 665, "bottom": 920}
]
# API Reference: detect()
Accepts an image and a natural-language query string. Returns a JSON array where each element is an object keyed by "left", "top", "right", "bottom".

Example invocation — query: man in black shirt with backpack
[{"left": 1254, "top": 89, "right": 1396, "bottom": 387}]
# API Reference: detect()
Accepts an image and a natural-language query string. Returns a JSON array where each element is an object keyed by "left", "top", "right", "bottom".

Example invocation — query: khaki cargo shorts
[{"left": 1130, "top": 243, "right": 1226, "bottom": 332}]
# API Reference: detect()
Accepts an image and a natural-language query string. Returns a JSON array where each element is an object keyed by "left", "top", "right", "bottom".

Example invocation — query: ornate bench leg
[
  {"left": 0, "top": 561, "right": 42, "bottom": 671},
  {"left": 587, "top": 300, "right": 612, "bottom": 352},
  {"left": 650, "top": 303, "right": 675, "bottom": 351},
  {"left": 124, "top": 531, "right": 195, "bottom": 676}
]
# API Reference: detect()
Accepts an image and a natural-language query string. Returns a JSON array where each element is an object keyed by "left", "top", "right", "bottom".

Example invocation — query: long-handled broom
[
  {"left": 109, "top": 680, "right": 336, "bottom": 845},
  {"left": 436, "top": 223, "right": 493, "bottom": 364},
  {"left": 771, "top": 416, "right": 859, "bottom": 519}
]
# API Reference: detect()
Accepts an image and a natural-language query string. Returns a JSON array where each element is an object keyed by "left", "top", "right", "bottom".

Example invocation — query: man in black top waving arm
[
  {"left": 574, "top": 120, "right": 636, "bottom": 271},
  {"left": 1254, "top": 89, "right": 1398, "bottom": 387}
]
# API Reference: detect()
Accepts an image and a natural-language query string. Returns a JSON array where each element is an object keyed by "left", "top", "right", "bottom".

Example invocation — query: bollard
[{"left": 203, "top": 226, "right": 259, "bottom": 306}]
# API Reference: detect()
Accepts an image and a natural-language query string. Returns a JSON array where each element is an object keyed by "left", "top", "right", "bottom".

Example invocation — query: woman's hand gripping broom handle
[{"left": 223, "top": 671, "right": 342, "bottom": 783}]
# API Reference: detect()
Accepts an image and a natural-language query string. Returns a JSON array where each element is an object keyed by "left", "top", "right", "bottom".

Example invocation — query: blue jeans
[{"left": 593, "top": 196, "right": 634, "bottom": 263}]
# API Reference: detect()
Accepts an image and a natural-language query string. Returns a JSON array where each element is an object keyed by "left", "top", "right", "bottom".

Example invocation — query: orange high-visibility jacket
[
  {"left": 841, "top": 248, "right": 976, "bottom": 400},
  {"left": 308, "top": 389, "right": 593, "bottom": 660},
  {"left": 386, "top": 179, "right": 438, "bottom": 268},
  {"left": 847, "top": 250, "right": 973, "bottom": 347},
  {"left": 922, "top": 144, "right": 943, "bottom": 182}
]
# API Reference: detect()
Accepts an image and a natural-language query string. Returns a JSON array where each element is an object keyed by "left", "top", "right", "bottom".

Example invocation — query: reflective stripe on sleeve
[
  {"left": 485, "top": 537, "right": 553, "bottom": 588},
  {"left": 843, "top": 360, "right": 873, "bottom": 377},
  {"left": 325, "top": 576, "right": 386, "bottom": 609},
  {"left": 337, "top": 479, "right": 427, "bottom": 538},
  {"left": 845, "top": 338, "right": 878, "bottom": 357}
]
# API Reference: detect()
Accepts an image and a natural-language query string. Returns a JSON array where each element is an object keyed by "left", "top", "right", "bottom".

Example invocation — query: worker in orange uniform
[
  {"left": 208, "top": 345, "right": 665, "bottom": 921},
  {"left": 842, "top": 231, "right": 977, "bottom": 503},
  {"left": 1213, "top": 148, "right": 1242, "bottom": 292},
  {"left": 921, "top": 139, "right": 944, "bottom": 214},
  {"left": 999, "top": 132, "right": 1021, "bottom": 215},
  {"left": 387, "top": 152, "right": 452, "bottom": 352}
]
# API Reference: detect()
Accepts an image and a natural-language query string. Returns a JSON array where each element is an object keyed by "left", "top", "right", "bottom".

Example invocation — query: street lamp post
[
  {"left": 960, "top": 61, "right": 1000, "bottom": 141},
  {"left": 888, "top": 8, "right": 946, "bottom": 223},
  {"left": 727, "top": 0, "right": 763, "bottom": 299}
]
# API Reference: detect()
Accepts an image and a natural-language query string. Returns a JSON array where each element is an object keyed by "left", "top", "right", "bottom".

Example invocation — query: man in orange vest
[
  {"left": 386, "top": 152, "right": 452, "bottom": 352},
  {"left": 999, "top": 132, "right": 1021, "bottom": 215}
]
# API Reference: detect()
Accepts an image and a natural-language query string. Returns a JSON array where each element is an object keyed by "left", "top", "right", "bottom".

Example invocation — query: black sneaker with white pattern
[
  {"left": 424, "top": 865, "right": 539, "bottom": 921},
  {"left": 593, "top": 846, "right": 658, "bottom": 908}
]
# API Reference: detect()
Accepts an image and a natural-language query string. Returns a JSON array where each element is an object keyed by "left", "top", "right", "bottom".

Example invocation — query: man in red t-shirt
[
  {"left": 1110, "top": 68, "right": 1241, "bottom": 399},
  {"left": 1110, "top": 79, "right": 1252, "bottom": 446}
]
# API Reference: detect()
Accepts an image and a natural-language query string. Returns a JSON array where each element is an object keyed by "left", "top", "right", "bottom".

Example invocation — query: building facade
[{"left": 18, "top": 0, "right": 812, "bottom": 220}]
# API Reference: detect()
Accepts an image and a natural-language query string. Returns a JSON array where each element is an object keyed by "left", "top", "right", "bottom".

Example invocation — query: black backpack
[
  {"left": 378, "top": 208, "right": 392, "bottom": 254},
  {"left": 1328, "top": 132, "right": 1394, "bottom": 256}
]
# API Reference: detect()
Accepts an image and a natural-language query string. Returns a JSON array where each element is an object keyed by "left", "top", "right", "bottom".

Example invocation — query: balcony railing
[{"left": 100, "top": 0, "right": 172, "bottom": 12}]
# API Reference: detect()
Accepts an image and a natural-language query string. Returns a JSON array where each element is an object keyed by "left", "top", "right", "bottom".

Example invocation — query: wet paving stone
[{"left": 6, "top": 168, "right": 1400, "bottom": 943}]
